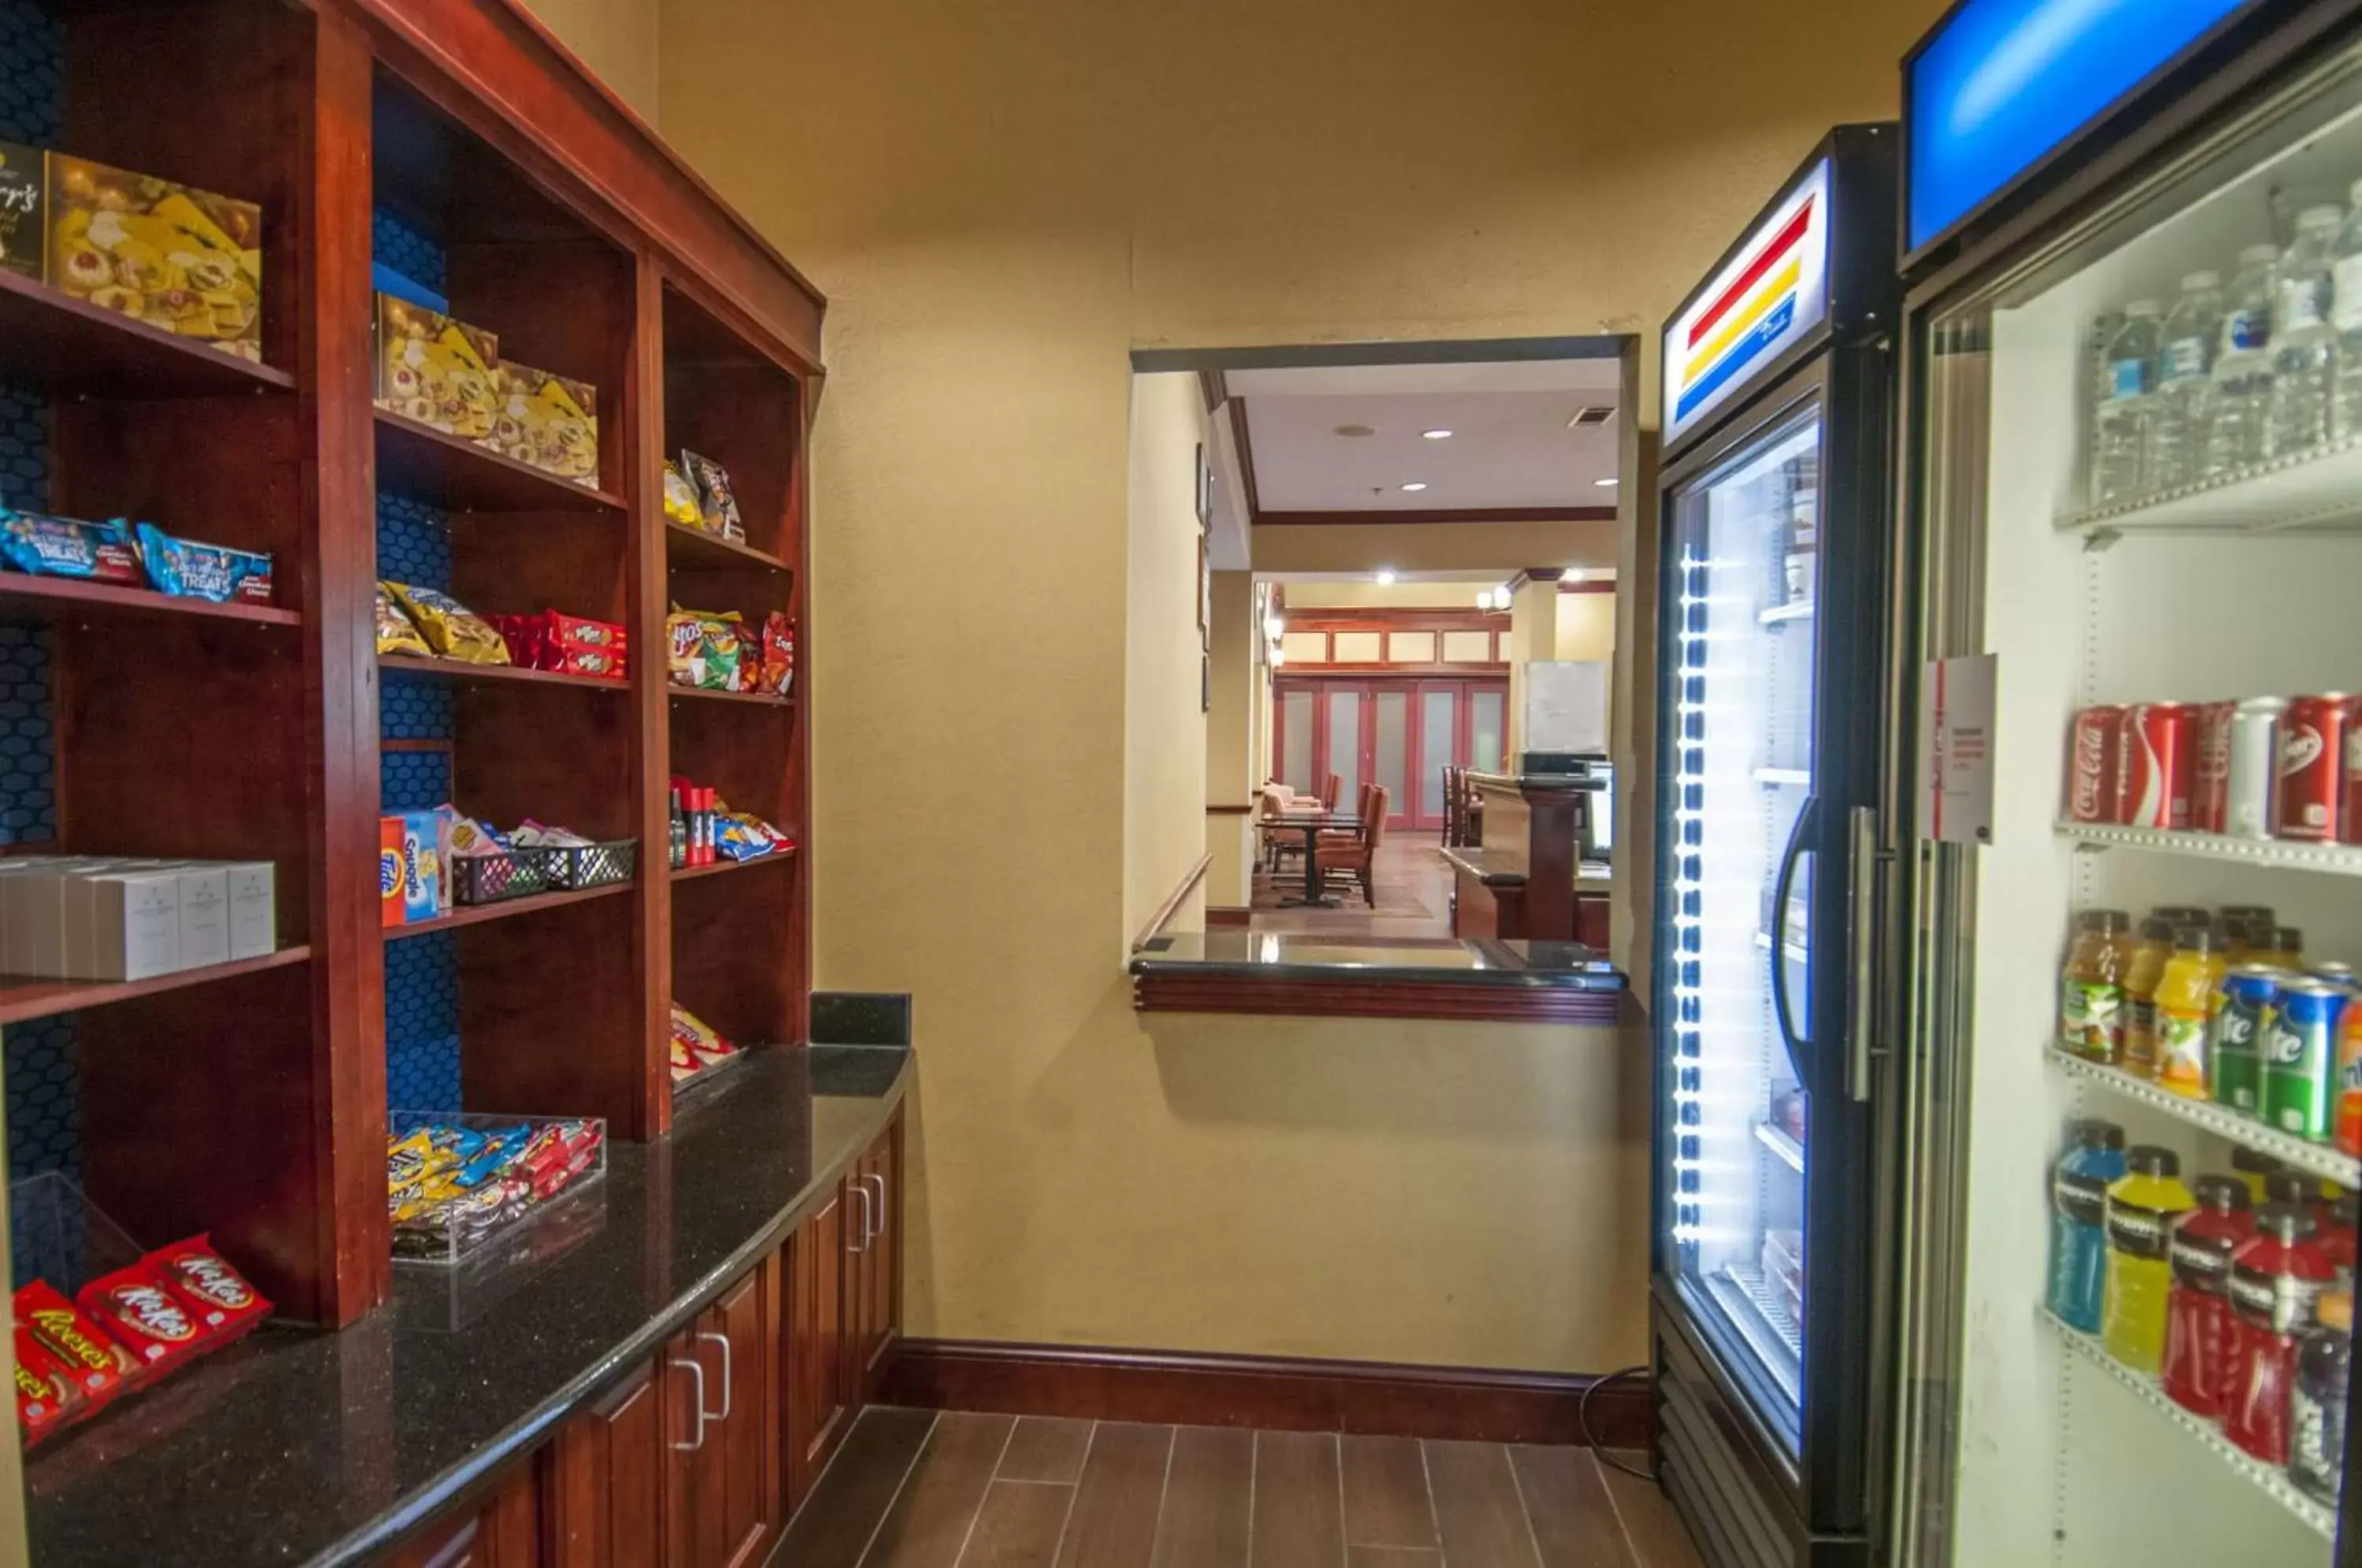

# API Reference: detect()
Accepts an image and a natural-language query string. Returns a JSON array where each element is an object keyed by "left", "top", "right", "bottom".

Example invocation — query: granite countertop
[
  {"left": 24, "top": 1044, "right": 912, "bottom": 1568},
  {"left": 1439, "top": 845, "right": 1616, "bottom": 888},
  {"left": 1130, "top": 930, "right": 1624, "bottom": 990}
]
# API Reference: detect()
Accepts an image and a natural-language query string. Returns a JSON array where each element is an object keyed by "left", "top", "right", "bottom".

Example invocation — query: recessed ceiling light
[
  {"left": 1334, "top": 423, "right": 1377, "bottom": 438},
  {"left": 1375, "top": 568, "right": 1398, "bottom": 585},
  {"left": 1564, "top": 568, "right": 1586, "bottom": 583},
  {"left": 1594, "top": 477, "right": 1620, "bottom": 488},
  {"left": 1400, "top": 483, "right": 1427, "bottom": 493},
  {"left": 1422, "top": 429, "right": 1453, "bottom": 440}
]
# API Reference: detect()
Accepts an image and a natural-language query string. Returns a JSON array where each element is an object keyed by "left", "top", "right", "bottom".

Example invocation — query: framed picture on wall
[
  {"left": 1196, "top": 535, "right": 1209, "bottom": 639},
  {"left": 1195, "top": 442, "right": 1213, "bottom": 529},
  {"left": 1201, "top": 653, "right": 1211, "bottom": 713}
]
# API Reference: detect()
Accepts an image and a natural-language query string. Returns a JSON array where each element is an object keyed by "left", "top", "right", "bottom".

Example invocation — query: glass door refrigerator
[
  {"left": 1889, "top": 3, "right": 2362, "bottom": 1566},
  {"left": 1650, "top": 125, "right": 1898, "bottom": 1568}
]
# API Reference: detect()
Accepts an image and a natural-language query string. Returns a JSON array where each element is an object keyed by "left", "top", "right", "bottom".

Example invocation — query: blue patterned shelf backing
[{"left": 2, "top": 3, "right": 69, "bottom": 1202}]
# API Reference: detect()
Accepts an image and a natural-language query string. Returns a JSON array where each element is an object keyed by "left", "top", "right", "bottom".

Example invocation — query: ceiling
[{"left": 1231, "top": 357, "right": 1622, "bottom": 517}]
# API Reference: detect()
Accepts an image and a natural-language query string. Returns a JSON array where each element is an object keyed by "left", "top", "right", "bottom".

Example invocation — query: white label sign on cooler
[{"left": 1663, "top": 159, "right": 1832, "bottom": 445}]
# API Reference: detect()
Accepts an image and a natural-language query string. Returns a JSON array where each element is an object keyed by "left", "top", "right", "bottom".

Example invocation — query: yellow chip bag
[
  {"left": 376, "top": 584, "right": 432, "bottom": 657},
  {"left": 386, "top": 581, "right": 511, "bottom": 666},
  {"left": 662, "top": 462, "right": 703, "bottom": 529}
]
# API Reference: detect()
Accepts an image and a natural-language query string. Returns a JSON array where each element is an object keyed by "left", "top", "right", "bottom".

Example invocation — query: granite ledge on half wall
[{"left": 1128, "top": 932, "right": 1626, "bottom": 1024}]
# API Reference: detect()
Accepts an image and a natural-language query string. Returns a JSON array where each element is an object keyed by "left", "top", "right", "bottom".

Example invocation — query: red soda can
[
  {"left": 2192, "top": 700, "right": 2236, "bottom": 834},
  {"left": 2342, "top": 695, "right": 2362, "bottom": 846},
  {"left": 2117, "top": 702, "right": 2193, "bottom": 830},
  {"left": 2069, "top": 705, "right": 2123, "bottom": 823},
  {"left": 2277, "top": 694, "right": 2351, "bottom": 843}
]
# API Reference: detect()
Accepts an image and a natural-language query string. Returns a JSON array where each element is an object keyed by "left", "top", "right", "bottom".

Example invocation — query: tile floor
[
  {"left": 1247, "top": 830, "right": 1459, "bottom": 942},
  {"left": 779, "top": 1407, "right": 1706, "bottom": 1568}
]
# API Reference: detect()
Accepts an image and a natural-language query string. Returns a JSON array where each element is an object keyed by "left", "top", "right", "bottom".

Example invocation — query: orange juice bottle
[
  {"left": 2121, "top": 918, "right": 2175, "bottom": 1079},
  {"left": 2155, "top": 925, "right": 2225, "bottom": 1098}
]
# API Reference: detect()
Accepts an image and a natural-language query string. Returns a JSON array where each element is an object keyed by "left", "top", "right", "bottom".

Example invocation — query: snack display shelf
[
  {"left": 2054, "top": 431, "right": 2362, "bottom": 538},
  {"left": 0, "top": 268, "right": 296, "bottom": 398},
  {"left": 667, "top": 683, "right": 795, "bottom": 708},
  {"left": 2042, "top": 1308, "right": 2338, "bottom": 1540},
  {"left": 664, "top": 521, "right": 791, "bottom": 573},
  {"left": 385, "top": 881, "right": 635, "bottom": 941},
  {"left": 0, "top": 573, "right": 302, "bottom": 629},
  {"left": 2045, "top": 1044, "right": 2362, "bottom": 1186},
  {"left": 0, "top": 945, "right": 310, "bottom": 1026},
  {"left": 1754, "top": 1121, "right": 1805, "bottom": 1174},
  {"left": 2056, "top": 820, "right": 2362, "bottom": 877},
  {"left": 377, "top": 653, "right": 628, "bottom": 692},
  {"left": 670, "top": 1039, "right": 764, "bottom": 1107},
  {"left": 373, "top": 408, "right": 626, "bottom": 516},
  {"left": 672, "top": 849, "right": 796, "bottom": 882}
]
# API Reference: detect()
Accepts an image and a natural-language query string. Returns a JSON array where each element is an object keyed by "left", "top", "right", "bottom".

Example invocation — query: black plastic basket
[{"left": 451, "top": 839, "right": 635, "bottom": 905}]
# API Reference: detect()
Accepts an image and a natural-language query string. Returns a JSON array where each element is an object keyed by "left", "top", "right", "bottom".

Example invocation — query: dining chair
[
  {"left": 1320, "top": 773, "right": 1341, "bottom": 812},
  {"left": 1312, "top": 785, "right": 1390, "bottom": 906}
]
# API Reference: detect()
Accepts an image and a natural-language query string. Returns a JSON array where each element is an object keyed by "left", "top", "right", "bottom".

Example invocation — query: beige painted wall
[
  {"left": 520, "top": 0, "right": 660, "bottom": 121},
  {"left": 1126, "top": 373, "right": 1211, "bottom": 940},
  {"left": 1205, "top": 571, "right": 1258, "bottom": 910},
  {"left": 1256, "top": 518, "right": 1619, "bottom": 577},
  {"left": 1557, "top": 592, "right": 1617, "bottom": 662},
  {"left": 657, "top": 0, "right": 1942, "bottom": 1372}
]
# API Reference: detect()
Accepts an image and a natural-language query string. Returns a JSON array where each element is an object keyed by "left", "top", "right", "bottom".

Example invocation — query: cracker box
[
  {"left": 0, "top": 142, "right": 43, "bottom": 282},
  {"left": 402, "top": 811, "right": 442, "bottom": 924},
  {"left": 47, "top": 153, "right": 262, "bottom": 361},
  {"left": 490, "top": 362, "right": 599, "bottom": 486},
  {"left": 375, "top": 294, "right": 499, "bottom": 440}
]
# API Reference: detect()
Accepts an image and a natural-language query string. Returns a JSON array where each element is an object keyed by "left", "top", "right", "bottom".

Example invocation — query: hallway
[{"left": 1247, "top": 830, "right": 1458, "bottom": 942}]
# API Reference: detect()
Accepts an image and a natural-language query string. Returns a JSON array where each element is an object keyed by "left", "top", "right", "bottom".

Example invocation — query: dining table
[{"left": 1272, "top": 812, "right": 1361, "bottom": 908}]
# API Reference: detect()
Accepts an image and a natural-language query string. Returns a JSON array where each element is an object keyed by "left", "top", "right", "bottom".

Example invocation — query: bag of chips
[
  {"left": 376, "top": 585, "right": 432, "bottom": 656},
  {"left": 665, "top": 606, "right": 743, "bottom": 690},
  {"left": 681, "top": 450, "right": 744, "bottom": 541},
  {"left": 662, "top": 462, "right": 704, "bottom": 530},
  {"left": 386, "top": 582, "right": 511, "bottom": 665},
  {"left": 758, "top": 612, "right": 795, "bottom": 696}
]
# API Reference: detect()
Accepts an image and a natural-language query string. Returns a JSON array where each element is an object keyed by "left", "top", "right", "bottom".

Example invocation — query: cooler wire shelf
[
  {"left": 2057, "top": 821, "right": 2362, "bottom": 877},
  {"left": 2045, "top": 1045, "right": 2362, "bottom": 1186}
]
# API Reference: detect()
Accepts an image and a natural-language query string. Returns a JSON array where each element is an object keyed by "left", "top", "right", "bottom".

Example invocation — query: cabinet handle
[
  {"left": 698, "top": 1330, "right": 734, "bottom": 1421},
  {"left": 668, "top": 1356, "right": 709, "bottom": 1451},
  {"left": 418, "top": 1519, "right": 479, "bottom": 1568},
  {"left": 864, "top": 1174, "right": 888, "bottom": 1245},
  {"left": 848, "top": 1181, "right": 872, "bottom": 1253}
]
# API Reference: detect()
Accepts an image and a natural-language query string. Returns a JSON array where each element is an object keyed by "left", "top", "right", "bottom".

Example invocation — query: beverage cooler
[
  {"left": 1886, "top": 3, "right": 2362, "bottom": 1567},
  {"left": 1649, "top": 126, "right": 1898, "bottom": 1568}
]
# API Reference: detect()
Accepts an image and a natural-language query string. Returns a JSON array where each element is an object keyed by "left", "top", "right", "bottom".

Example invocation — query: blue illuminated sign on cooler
[{"left": 1908, "top": 0, "right": 2256, "bottom": 253}]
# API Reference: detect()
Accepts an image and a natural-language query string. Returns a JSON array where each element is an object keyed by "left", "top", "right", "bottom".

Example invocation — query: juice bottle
[
  {"left": 2060, "top": 910, "right": 2132, "bottom": 1063},
  {"left": 2156, "top": 926, "right": 2226, "bottom": 1097},
  {"left": 2048, "top": 1119, "right": 2127, "bottom": 1332},
  {"left": 2104, "top": 1145, "right": 2196, "bottom": 1371},
  {"left": 2265, "top": 925, "right": 2307, "bottom": 970},
  {"left": 2223, "top": 1203, "right": 2334, "bottom": 1463},
  {"left": 2161, "top": 1174, "right": 2253, "bottom": 1418},
  {"left": 2121, "top": 917, "right": 2175, "bottom": 1078}
]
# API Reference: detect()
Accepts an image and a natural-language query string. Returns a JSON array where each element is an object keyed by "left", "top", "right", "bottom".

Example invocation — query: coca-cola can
[
  {"left": 2278, "top": 693, "right": 2351, "bottom": 843},
  {"left": 2069, "top": 705, "right": 2123, "bottom": 823},
  {"left": 2345, "top": 696, "right": 2362, "bottom": 846},
  {"left": 2117, "top": 701, "right": 2193, "bottom": 830},
  {"left": 2192, "top": 700, "right": 2237, "bottom": 834},
  {"left": 2229, "top": 696, "right": 2286, "bottom": 841}
]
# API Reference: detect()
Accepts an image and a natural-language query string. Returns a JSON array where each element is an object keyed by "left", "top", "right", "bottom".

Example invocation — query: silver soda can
[{"left": 2229, "top": 696, "right": 2287, "bottom": 839}]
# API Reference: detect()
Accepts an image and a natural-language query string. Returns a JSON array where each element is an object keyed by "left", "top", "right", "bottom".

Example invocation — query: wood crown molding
[
  {"left": 1282, "top": 608, "right": 1506, "bottom": 632},
  {"left": 1131, "top": 854, "right": 1212, "bottom": 952},
  {"left": 879, "top": 1340, "right": 1653, "bottom": 1449},
  {"left": 1254, "top": 505, "right": 1616, "bottom": 527}
]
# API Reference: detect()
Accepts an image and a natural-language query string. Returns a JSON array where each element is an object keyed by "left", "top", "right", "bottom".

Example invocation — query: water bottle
[
  {"left": 2093, "top": 301, "right": 2160, "bottom": 506},
  {"left": 2147, "top": 272, "right": 2223, "bottom": 493},
  {"left": 2268, "top": 205, "right": 2345, "bottom": 460},
  {"left": 2330, "top": 180, "right": 2362, "bottom": 438},
  {"left": 2205, "top": 244, "right": 2281, "bottom": 479}
]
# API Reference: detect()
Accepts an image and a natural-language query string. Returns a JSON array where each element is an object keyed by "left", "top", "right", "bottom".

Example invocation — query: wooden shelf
[
  {"left": 375, "top": 409, "right": 627, "bottom": 514},
  {"left": 2057, "top": 820, "right": 2362, "bottom": 877},
  {"left": 378, "top": 653, "right": 628, "bottom": 691},
  {"left": 2045, "top": 1044, "right": 2362, "bottom": 1186},
  {"left": 0, "top": 573, "right": 301, "bottom": 628},
  {"left": 672, "top": 851, "right": 796, "bottom": 882},
  {"left": 668, "top": 682, "right": 795, "bottom": 708},
  {"left": 0, "top": 946, "right": 311, "bottom": 1026},
  {"left": 386, "top": 881, "right": 635, "bottom": 941},
  {"left": 0, "top": 268, "right": 295, "bottom": 398},
  {"left": 665, "top": 522, "right": 792, "bottom": 573}
]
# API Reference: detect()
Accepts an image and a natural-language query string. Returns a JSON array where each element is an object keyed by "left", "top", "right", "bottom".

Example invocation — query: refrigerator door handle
[
  {"left": 1768, "top": 794, "right": 1819, "bottom": 1079},
  {"left": 1846, "top": 804, "right": 1880, "bottom": 1104}
]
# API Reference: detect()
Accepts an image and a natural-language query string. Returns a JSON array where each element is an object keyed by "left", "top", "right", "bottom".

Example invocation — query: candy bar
[
  {"left": 79, "top": 1265, "right": 208, "bottom": 1374},
  {"left": 15, "top": 1279, "right": 134, "bottom": 1402},
  {"left": 15, "top": 1327, "right": 86, "bottom": 1444},
  {"left": 135, "top": 523, "right": 274, "bottom": 605},
  {"left": 144, "top": 1236, "right": 272, "bottom": 1341},
  {"left": 0, "top": 509, "right": 143, "bottom": 584}
]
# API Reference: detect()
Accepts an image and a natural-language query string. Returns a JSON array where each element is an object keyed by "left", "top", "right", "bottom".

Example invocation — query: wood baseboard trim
[
  {"left": 877, "top": 1340, "right": 1652, "bottom": 1448},
  {"left": 1205, "top": 907, "right": 1252, "bottom": 927}
]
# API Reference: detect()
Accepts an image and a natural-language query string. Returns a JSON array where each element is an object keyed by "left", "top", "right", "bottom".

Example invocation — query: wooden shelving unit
[
  {"left": 378, "top": 652, "right": 628, "bottom": 692},
  {"left": 0, "top": 0, "right": 823, "bottom": 1331},
  {"left": 672, "top": 851, "right": 798, "bottom": 882}
]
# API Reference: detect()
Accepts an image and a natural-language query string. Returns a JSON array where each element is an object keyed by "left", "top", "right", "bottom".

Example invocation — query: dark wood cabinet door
[
  {"left": 662, "top": 1323, "right": 723, "bottom": 1568},
  {"left": 383, "top": 1458, "right": 540, "bottom": 1568},
  {"left": 785, "top": 1188, "right": 853, "bottom": 1505},
  {"left": 546, "top": 1361, "right": 663, "bottom": 1568},
  {"left": 857, "top": 1117, "right": 902, "bottom": 1392},
  {"left": 709, "top": 1258, "right": 783, "bottom": 1568}
]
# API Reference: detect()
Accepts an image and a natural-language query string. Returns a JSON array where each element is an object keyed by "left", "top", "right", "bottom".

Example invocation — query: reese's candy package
[
  {"left": 14, "top": 1278, "right": 134, "bottom": 1403},
  {"left": 135, "top": 522, "right": 275, "bottom": 605},
  {"left": 15, "top": 1327, "right": 86, "bottom": 1444},
  {"left": 0, "top": 508, "right": 143, "bottom": 584},
  {"left": 385, "top": 581, "right": 511, "bottom": 666},
  {"left": 79, "top": 1264, "right": 209, "bottom": 1374},
  {"left": 144, "top": 1235, "right": 272, "bottom": 1342}
]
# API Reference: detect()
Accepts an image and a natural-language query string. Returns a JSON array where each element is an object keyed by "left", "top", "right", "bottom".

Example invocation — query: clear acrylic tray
[{"left": 388, "top": 1110, "right": 608, "bottom": 1267}]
